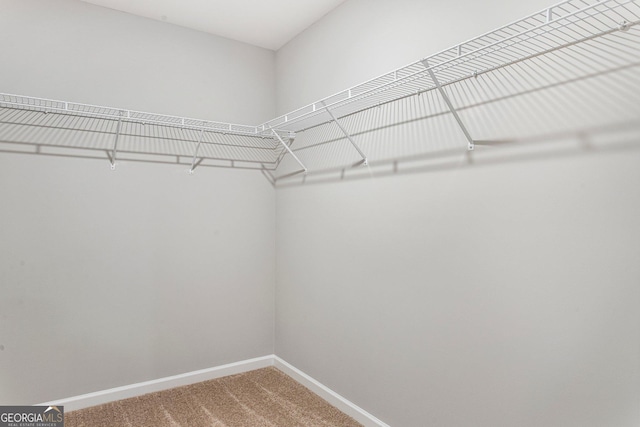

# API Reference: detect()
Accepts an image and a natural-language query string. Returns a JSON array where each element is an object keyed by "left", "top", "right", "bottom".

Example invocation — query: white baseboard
[
  {"left": 38, "top": 354, "right": 389, "bottom": 426},
  {"left": 38, "top": 355, "right": 273, "bottom": 411},
  {"left": 273, "top": 356, "right": 390, "bottom": 427}
]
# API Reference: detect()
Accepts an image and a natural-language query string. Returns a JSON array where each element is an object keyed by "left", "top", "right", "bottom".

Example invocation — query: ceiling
[{"left": 79, "top": 0, "right": 347, "bottom": 50}]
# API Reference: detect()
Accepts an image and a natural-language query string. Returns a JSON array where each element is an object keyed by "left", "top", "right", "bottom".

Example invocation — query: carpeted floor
[{"left": 65, "top": 367, "right": 363, "bottom": 427}]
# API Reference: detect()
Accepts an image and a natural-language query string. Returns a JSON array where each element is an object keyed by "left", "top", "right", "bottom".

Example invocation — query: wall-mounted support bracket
[
  {"left": 321, "top": 101, "right": 368, "bottom": 165},
  {"left": 422, "top": 60, "right": 475, "bottom": 151},
  {"left": 189, "top": 128, "right": 205, "bottom": 174},
  {"left": 271, "top": 128, "right": 307, "bottom": 174},
  {"left": 110, "top": 114, "right": 123, "bottom": 170}
]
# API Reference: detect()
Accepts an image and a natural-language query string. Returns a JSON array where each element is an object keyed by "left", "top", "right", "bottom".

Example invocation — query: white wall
[
  {"left": 0, "top": 0, "right": 275, "bottom": 123},
  {"left": 0, "top": 0, "right": 276, "bottom": 404},
  {"left": 2, "top": 1, "right": 639, "bottom": 423},
  {"left": 275, "top": 1, "right": 640, "bottom": 426},
  {"left": 276, "top": 0, "right": 556, "bottom": 114}
]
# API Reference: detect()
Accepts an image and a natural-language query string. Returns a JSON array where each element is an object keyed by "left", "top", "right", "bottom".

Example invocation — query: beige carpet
[{"left": 65, "top": 367, "right": 363, "bottom": 427}]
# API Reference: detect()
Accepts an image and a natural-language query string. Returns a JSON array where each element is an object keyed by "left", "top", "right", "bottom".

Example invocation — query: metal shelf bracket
[
  {"left": 110, "top": 113, "right": 123, "bottom": 170},
  {"left": 188, "top": 127, "right": 205, "bottom": 174},
  {"left": 3, "top": 0, "right": 640, "bottom": 173},
  {"left": 271, "top": 128, "right": 307, "bottom": 174},
  {"left": 321, "top": 101, "right": 368, "bottom": 165},
  {"left": 422, "top": 60, "right": 475, "bottom": 151}
]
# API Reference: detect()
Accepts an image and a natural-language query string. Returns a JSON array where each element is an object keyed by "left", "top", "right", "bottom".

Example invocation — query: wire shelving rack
[{"left": 0, "top": 0, "right": 638, "bottom": 178}]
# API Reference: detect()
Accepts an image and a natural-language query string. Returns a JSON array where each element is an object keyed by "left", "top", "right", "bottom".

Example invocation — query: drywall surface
[
  {"left": 0, "top": 0, "right": 275, "bottom": 124},
  {"left": 0, "top": 0, "right": 276, "bottom": 404},
  {"left": 276, "top": 150, "right": 640, "bottom": 427},
  {"left": 0, "top": 158, "right": 276, "bottom": 405},
  {"left": 274, "top": 0, "right": 640, "bottom": 426},
  {"left": 276, "top": 0, "right": 556, "bottom": 114}
]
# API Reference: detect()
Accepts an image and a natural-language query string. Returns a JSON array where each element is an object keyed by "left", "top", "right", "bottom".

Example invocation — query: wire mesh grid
[
  {"left": 273, "top": 23, "right": 640, "bottom": 180},
  {"left": 0, "top": 93, "right": 264, "bottom": 137},
  {"left": 262, "top": 0, "right": 640, "bottom": 133},
  {"left": 0, "top": 106, "right": 280, "bottom": 168},
  {"left": 1, "top": 0, "right": 639, "bottom": 174}
]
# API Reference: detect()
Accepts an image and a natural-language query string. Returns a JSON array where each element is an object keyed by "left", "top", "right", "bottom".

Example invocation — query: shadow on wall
[
  {"left": 274, "top": 26, "right": 640, "bottom": 187},
  {"left": 0, "top": 108, "right": 280, "bottom": 177},
  {"left": 275, "top": 121, "right": 640, "bottom": 188},
  {"left": 1, "top": 25, "right": 639, "bottom": 188}
]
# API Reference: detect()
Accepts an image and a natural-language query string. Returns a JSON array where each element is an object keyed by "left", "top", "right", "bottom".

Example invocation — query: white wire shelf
[
  {"left": 0, "top": 0, "right": 638, "bottom": 175},
  {"left": 0, "top": 93, "right": 267, "bottom": 137},
  {"left": 261, "top": 0, "right": 640, "bottom": 133},
  {"left": 0, "top": 96, "right": 284, "bottom": 171}
]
